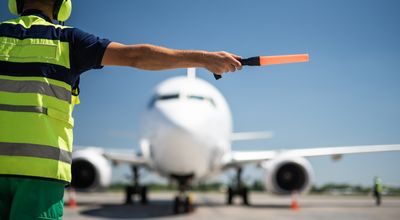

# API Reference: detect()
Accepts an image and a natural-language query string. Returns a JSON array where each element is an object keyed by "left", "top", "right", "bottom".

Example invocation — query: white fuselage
[{"left": 139, "top": 76, "right": 232, "bottom": 180}]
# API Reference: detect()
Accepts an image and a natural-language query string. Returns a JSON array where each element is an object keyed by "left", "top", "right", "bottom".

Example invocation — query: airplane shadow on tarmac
[
  {"left": 80, "top": 200, "right": 292, "bottom": 219},
  {"left": 81, "top": 200, "right": 177, "bottom": 219}
]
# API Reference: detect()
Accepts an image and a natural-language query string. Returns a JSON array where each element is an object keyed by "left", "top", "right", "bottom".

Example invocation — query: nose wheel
[{"left": 173, "top": 193, "right": 194, "bottom": 214}]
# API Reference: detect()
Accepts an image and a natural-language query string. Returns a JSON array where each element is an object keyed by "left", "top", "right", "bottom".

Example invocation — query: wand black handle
[
  {"left": 240, "top": 56, "right": 260, "bottom": 66},
  {"left": 213, "top": 74, "right": 222, "bottom": 80},
  {"left": 213, "top": 57, "right": 260, "bottom": 80}
]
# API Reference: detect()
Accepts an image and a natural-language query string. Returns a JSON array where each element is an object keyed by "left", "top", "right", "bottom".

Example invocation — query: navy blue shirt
[{"left": 0, "top": 10, "right": 111, "bottom": 89}]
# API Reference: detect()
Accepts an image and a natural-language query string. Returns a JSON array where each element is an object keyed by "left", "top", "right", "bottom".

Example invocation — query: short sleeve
[{"left": 69, "top": 28, "right": 111, "bottom": 75}]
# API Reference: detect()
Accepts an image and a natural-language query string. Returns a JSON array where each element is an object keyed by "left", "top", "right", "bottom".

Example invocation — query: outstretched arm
[{"left": 101, "top": 42, "right": 242, "bottom": 76}]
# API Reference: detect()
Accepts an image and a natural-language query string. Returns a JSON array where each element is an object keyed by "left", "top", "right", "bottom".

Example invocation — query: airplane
[{"left": 70, "top": 68, "right": 400, "bottom": 213}]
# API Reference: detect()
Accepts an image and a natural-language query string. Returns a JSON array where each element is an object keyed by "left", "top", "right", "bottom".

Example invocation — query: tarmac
[{"left": 63, "top": 191, "right": 400, "bottom": 220}]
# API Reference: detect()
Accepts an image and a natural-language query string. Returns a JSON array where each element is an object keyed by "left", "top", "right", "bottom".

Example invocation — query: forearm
[
  {"left": 102, "top": 42, "right": 242, "bottom": 74},
  {"left": 129, "top": 44, "right": 209, "bottom": 70},
  {"left": 103, "top": 42, "right": 207, "bottom": 70}
]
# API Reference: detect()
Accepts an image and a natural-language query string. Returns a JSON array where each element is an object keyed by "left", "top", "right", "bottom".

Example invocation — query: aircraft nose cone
[
  {"left": 157, "top": 101, "right": 207, "bottom": 132},
  {"left": 148, "top": 102, "right": 214, "bottom": 176}
]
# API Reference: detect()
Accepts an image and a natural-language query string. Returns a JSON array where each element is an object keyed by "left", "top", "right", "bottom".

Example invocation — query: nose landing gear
[{"left": 171, "top": 174, "right": 195, "bottom": 214}]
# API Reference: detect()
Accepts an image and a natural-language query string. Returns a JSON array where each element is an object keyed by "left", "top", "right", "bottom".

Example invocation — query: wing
[
  {"left": 103, "top": 151, "right": 148, "bottom": 166},
  {"left": 230, "top": 131, "right": 274, "bottom": 141},
  {"left": 75, "top": 139, "right": 153, "bottom": 168},
  {"left": 224, "top": 144, "right": 400, "bottom": 167},
  {"left": 74, "top": 145, "right": 149, "bottom": 167}
]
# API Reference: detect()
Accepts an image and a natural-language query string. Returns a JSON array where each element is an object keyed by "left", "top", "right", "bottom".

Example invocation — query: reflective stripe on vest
[
  {"left": 0, "top": 15, "right": 76, "bottom": 183},
  {"left": 0, "top": 103, "right": 47, "bottom": 114},
  {"left": 0, "top": 142, "right": 71, "bottom": 164},
  {"left": 0, "top": 78, "right": 71, "bottom": 103}
]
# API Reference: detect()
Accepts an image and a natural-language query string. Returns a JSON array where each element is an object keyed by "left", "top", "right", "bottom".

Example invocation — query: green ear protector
[{"left": 8, "top": 0, "right": 72, "bottom": 22}]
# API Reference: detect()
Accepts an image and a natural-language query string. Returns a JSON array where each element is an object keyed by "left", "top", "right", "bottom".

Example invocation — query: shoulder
[
  {"left": 68, "top": 27, "right": 94, "bottom": 39},
  {"left": 67, "top": 27, "right": 111, "bottom": 50}
]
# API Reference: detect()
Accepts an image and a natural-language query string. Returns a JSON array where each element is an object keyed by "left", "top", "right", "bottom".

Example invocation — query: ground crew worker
[
  {"left": 0, "top": 0, "right": 242, "bottom": 219},
  {"left": 373, "top": 177, "right": 383, "bottom": 206}
]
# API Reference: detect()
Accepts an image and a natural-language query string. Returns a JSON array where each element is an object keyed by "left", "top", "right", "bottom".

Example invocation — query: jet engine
[
  {"left": 71, "top": 148, "right": 112, "bottom": 191},
  {"left": 262, "top": 157, "right": 314, "bottom": 195}
]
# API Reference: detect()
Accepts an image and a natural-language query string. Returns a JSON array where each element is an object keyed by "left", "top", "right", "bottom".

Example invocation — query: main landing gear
[
  {"left": 172, "top": 175, "right": 194, "bottom": 214},
  {"left": 125, "top": 166, "right": 148, "bottom": 205},
  {"left": 227, "top": 167, "right": 249, "bottom": 205}
]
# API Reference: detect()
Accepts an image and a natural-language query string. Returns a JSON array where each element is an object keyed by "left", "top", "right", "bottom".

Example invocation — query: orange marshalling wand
[
  {"left": 214, "top": 53, "right": 309, "bottom": 79},
  {"left": 259, "top": 54, "right": 309, "bottom": 65}
]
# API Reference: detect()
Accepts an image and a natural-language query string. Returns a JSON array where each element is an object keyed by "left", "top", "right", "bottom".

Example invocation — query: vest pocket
[{"left": 46, "top": 107, "right": 74, "bottom": 128}]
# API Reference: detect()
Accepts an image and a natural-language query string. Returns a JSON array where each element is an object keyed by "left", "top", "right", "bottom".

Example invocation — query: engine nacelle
[
  {"left": 262, "top": 157, "right": 314, "bottom": 195},
  {"left": 71, "top": 148, "right": 112, "bottom": 191}
]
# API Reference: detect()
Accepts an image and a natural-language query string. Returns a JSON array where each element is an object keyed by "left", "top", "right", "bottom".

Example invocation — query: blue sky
[{"left": 1, "top": 0, "right": 400, "bottom": 187}]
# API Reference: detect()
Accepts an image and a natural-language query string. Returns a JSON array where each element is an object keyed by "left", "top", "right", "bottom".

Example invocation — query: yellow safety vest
[{"left": 0, "top": 15, "right": 79, "bottom": 183}]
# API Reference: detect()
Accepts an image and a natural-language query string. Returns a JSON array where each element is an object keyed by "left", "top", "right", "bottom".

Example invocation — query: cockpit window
[
  {"left": 148, "top": 93, "right": 216, "bottom": 108},
  {"left": 187, "top": 95, "right": 204, "bottom": 101},
  {"left": 187, "top": 95, "right": 216, "bottom": 107},
  {"left": 148, "top": 93, "right": 179, "bottom": 108},
  {"left": 158, "top": 94, "right": 180, "bottom": 100}
]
